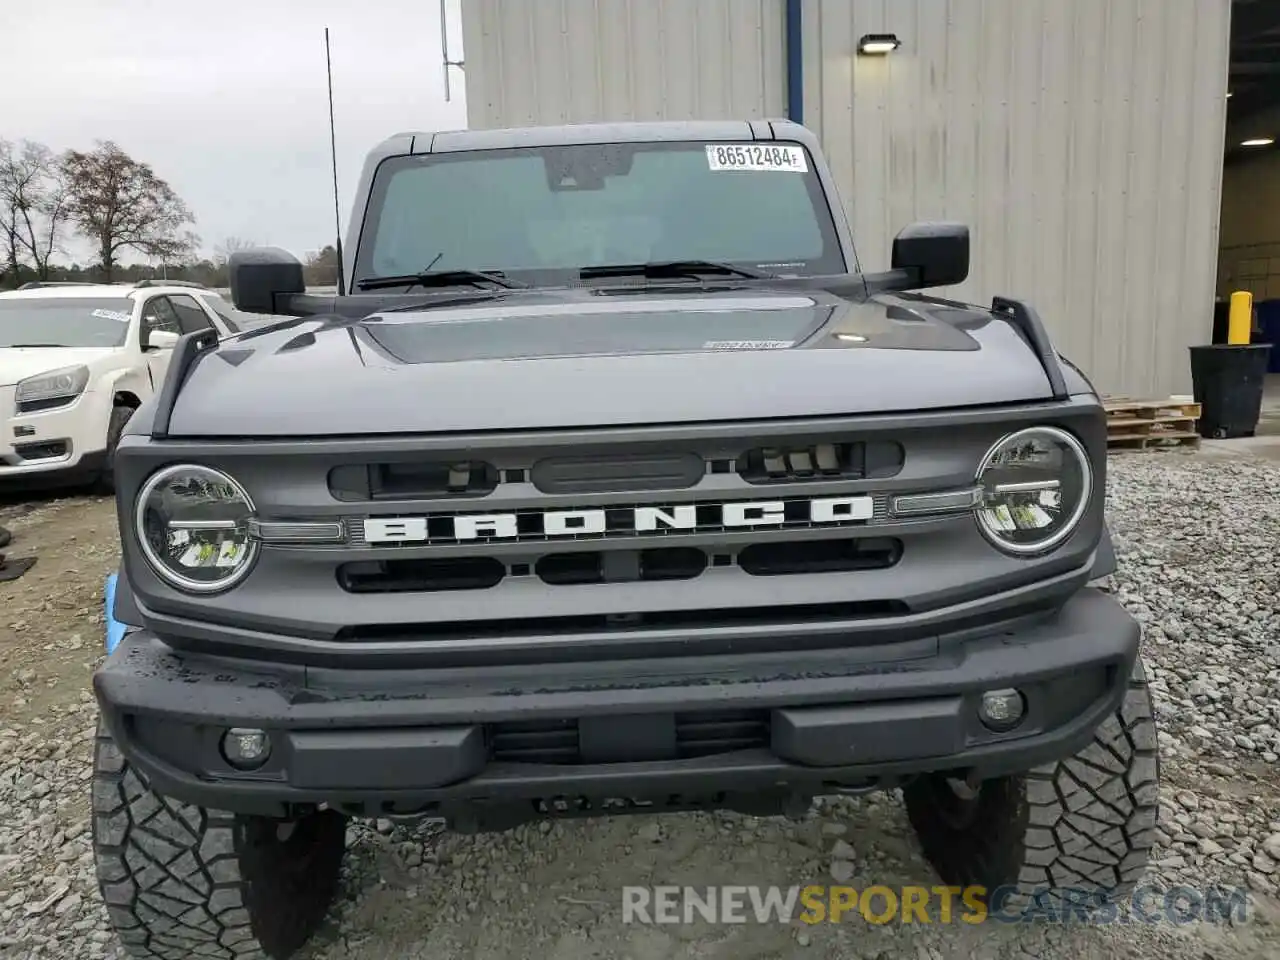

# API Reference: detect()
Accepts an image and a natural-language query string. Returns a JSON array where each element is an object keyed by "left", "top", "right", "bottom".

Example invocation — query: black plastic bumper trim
[
  {"left": 289, "top": 726, "right": 486, "bottom": 790},
  {"left": 94, "top": 587, "right": 1139, "bottom": 817},
  {"left": 772, "top": 697, "right": 964, "bottom": 766}
]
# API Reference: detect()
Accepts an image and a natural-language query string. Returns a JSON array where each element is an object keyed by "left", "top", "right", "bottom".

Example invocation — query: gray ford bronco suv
[{"left": 93, "top": 120, "right": 1156, "bottom": 958}]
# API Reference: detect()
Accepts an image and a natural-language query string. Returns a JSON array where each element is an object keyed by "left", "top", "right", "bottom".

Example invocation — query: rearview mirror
[
  {"left": 228, "top": 247, "right": 305, "bottom": 314},
  {"left": 890, "top": 221, "right": 969, "bottom": 288},
  {"left": 143, "top": 329, "right": 179, "bottom": 352}
]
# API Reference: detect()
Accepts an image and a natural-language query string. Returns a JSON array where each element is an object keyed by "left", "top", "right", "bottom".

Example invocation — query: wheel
[
  {"left": 96, "top": 404, "right": 136, "bottom": 495},
  {"left": 903, "top": 656, "right": 1158, "bottom": 911},
  {"left": 92, "top": 722, "right": 347, "bottom": 959}
]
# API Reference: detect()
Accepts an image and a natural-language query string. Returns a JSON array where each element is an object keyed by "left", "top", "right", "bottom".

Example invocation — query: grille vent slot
[
  {"left": 737, "top": 441, "right": 904, "bottom": 484},
  {"left": 338, "top": 557, "right": 504, "bottom": 593},
  {"left": 536, "top": 548, "right": 707, "bottom": 585},
  {"left": 739, "top": 538, "right": 902, "bottom": 576},
  {"left": 488, "top": 710, "right": 769, "bottom": 765},
  {"left": 329, "top": 461, "right": 498, "bottom": 501}
]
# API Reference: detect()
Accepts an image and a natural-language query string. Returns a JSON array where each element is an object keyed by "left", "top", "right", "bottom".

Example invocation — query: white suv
[{"left": 0, "top": 281, "right": 243, "bottom": 492}]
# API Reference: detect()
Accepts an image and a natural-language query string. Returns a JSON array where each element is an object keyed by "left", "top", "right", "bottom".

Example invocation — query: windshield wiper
[
  {"left": 6, "top": 342, "right": 67, "bottom": 348},
  {"left": 578, "top": 259, "right": 774, "bottom": 281},
  {"left": 356, "top": 268, "right": 528, "bottom": 291},
  {"left": 371, "top": 291, "right": 514, "bottom": 315}
]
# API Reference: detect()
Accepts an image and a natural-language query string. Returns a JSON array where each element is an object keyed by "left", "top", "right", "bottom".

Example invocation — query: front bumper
[
  {"left": 0, "top": 388, "right": 108, "bottom": 486},
  {"left": 95, "top": 587, "right": 1140, "bottom": 822}
]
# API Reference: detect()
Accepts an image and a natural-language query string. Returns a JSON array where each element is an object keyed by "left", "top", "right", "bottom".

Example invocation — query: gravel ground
[{"left": 2, "top": 449, "right": 1280, "bottom": 958}]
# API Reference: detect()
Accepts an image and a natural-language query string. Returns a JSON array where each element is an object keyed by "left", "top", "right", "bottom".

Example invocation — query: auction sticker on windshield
[
  {"left": 706, "top": 144, "right": 808, "bottom": 173},
  {"left": 92, "top": 308, "right": 131, "bottom": 322}
]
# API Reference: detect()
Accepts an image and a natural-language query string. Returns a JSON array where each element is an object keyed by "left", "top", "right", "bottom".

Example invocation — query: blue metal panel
[{"left": 104, "top": 573, "right": 127, "bottom": 655}]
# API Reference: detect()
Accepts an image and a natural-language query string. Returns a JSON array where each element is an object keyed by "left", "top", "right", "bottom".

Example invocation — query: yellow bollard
[{"left": 1227, "top": 291, "right": 1253, "bottom": 345}]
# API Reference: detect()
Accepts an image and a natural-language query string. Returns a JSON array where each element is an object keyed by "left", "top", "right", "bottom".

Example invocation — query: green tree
[{"left": 304, "top": 244, "right": 339, "bottom": 287}]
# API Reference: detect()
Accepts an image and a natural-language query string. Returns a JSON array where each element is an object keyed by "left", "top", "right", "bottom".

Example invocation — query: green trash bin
[{"left": 1188, "top": 343, "right": 1272, "bottom": 439}]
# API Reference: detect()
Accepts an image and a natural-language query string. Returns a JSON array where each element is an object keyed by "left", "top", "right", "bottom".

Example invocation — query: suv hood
[
  {"left": 166, "top": 287, "right": 1063, "bottom": 436},
  {"left": 0, "top": 347, "right": 116, "bottom": 388}
]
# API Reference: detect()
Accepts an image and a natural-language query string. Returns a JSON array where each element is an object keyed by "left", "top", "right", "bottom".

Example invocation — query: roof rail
[
  {"left": 132, "top": 279, "right": 208, "bottom": 290},
  {"left": 16, "top": 281, "right": 103, "bottom": 290}
]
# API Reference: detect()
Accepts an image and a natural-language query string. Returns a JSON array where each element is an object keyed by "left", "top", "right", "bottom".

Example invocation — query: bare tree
[
  {"left": 0, "top": 140, "right": 70, "bottom": 280},
  {"left": 61, "top": 140, "right": 198, "bottom": 282},
  {"left": 0, "top": 140, "right": 24, "bottom": 284},
  {"left": 213, "top": 235, "right": 257, "bottom": 267}
]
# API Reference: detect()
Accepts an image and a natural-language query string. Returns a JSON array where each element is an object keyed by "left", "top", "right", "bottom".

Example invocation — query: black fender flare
[
  {"left": 111, "top": 565, "right": 144, "bottom": 628},
  {"left": 1089, "top": 524, "right": 1117, "bottom": 581}
]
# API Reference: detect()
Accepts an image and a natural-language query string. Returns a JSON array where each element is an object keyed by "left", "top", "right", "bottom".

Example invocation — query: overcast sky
[{"left": 3, "top": 0, "right": 467, "bottom": 263}]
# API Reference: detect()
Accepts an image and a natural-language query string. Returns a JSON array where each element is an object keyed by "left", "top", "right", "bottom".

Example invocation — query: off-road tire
[
  {"left": 92, "top": 722, "right": 347, "bottom": 959},
  {"left": 903, "top": 656, "right": 1158, "bottom": 910},
  {"left": 96, "top": 404, "right": 135, "bottom": 495}
]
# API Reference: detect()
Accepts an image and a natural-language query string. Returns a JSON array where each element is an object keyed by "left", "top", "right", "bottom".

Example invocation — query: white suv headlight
[
  {"left": 15, "top": 365, "right": 90, "bottom": 409},
  {"left": 975, "top": 426, "right": 1092, "bottom": 556},
  {"left": 135, "top": 464, "right": 258, "bottom": 593}
]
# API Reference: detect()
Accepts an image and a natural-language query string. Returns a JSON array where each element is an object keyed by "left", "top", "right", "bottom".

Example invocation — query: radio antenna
[{"left": 325, "top": 27, "right": 346, "bottom": 296}]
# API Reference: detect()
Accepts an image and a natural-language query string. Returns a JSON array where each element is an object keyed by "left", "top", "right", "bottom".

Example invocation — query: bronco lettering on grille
[{"left": 362, "top": 496, "right": 875, "bottom": 544}]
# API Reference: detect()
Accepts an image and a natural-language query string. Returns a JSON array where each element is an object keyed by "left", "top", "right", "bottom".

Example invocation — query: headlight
[
  {"left": 135, "top": 464, "right": 258, "bottom": 593},
  {"left": 975, "top": 426, "right": 1092, "bottom": 556},
  {"left": 15, "top": 365, "right": 90, "bottom": 409}
]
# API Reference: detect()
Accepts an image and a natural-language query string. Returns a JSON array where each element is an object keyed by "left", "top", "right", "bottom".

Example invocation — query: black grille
[
  {"left": 536, "top": 548, "right": 707, "bottom": 585},
  {"left": 337, "top": 557, "right": 504, "bottom": 593},
  {"left": 737, "top": 440, "right": 903, "bottom": 484},
  {"left": 739, "top": 537, "right": 902, "bottom": 576},
  {"left": 329, "top": 460, "right": 498, "bottom": 500},
  {"left": 675, "top": 710, "right": 770, "bottom": 758},
  {"left": 530, "top": 452, "right": 705, "bottom": 494},
  {"left": 15, "top": 397, "right": 73, "bottom": 415},
  {"left": 335, "top": 540, "right": 897, "bottom": 593},
  {"left": 488, "top": 710, "right": 769, "bottom": 765},
  {"left": 14, "top": 440, "right": 69, "bottom": 461},
  {"left": 489, "top": 719, "right": 578, "bottom": 764}
]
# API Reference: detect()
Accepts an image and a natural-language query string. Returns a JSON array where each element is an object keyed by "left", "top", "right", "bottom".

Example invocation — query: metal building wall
[
  {"left": 460, "top": 0, "right": 1232, "bottom": 398},
  {"left": 461, "top": 0, "right": 786, "bottom": 124}
]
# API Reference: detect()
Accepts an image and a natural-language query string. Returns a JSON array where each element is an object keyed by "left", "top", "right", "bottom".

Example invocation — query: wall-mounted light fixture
[
  {"left": 858, "top": 34, "right": 902, "bottom": 55},
  {"left": 1242, "top": 137, "right": 1275, "bottom": 148}
]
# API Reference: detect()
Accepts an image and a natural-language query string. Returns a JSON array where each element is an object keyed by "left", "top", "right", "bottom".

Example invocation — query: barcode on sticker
[{"left": 706, "top": 143, "right": 808, "bottom": 172}]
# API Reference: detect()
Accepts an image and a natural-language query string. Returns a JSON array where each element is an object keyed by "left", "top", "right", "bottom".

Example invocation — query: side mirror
[
  {"left": 228, "top": 247, "right": 305, "bottom": 314},
  {"left": 890, "top": 221, "right": 969, "bottom": 288},
  {"left": 143, "top": 329, "right": 180, "bottom": 352}
]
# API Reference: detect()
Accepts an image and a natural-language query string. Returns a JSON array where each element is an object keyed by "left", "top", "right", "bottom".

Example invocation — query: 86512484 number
[{"left": 705, "top": 143, "right": 809, "bottom": 172}]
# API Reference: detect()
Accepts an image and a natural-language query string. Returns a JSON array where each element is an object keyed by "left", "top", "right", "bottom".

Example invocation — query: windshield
[
  {"left": 354, "top": 140, "right": 848, "bottom": 283},
  {"left": 0, "top": 297, "right": 134, "bottom": 348}
]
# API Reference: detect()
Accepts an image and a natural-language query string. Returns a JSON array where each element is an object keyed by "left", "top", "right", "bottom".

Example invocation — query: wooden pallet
[{"left": 1102, "top": 396, "right": 1201, "bottom": 452}]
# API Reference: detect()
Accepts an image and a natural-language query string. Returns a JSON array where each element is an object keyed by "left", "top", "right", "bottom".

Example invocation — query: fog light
[
  {"left": 979, "top": 688, "right": 1025, "bottom": 731},
  {"left": 222, "top": 728, "right": 271, "bottom": 769}
]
